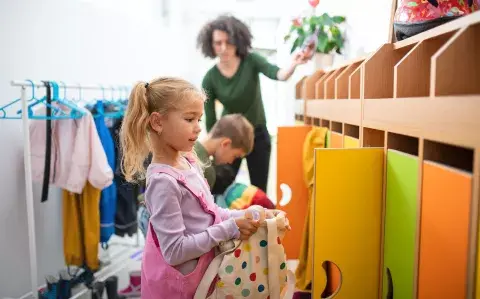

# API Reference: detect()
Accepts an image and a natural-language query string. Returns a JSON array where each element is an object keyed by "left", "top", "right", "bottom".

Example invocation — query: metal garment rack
[{"left": 9, "top": 80, "right": 138, "bottom": 299}]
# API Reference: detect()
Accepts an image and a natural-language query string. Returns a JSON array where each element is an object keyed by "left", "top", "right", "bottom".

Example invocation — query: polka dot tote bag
[{"left": 194, "top": 206, "right": 295, "bottom": 299}]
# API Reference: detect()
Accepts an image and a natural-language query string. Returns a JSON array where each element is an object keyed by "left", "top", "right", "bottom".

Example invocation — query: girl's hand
[
  {"left": 235, "top": 217, "right": 260, "bottom": 240},
  {"left": 265, "top": 209, "right": 292, "bottom": 231}
]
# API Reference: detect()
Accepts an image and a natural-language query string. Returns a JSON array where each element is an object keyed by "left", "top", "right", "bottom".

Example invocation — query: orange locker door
[{"left": 277, "top": 126, "right": 311, "bottom": 259}]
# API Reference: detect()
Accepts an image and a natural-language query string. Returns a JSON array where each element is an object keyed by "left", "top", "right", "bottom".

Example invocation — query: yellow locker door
[{"left": 313, "top": 148, "right": 384, "bottom": 299}]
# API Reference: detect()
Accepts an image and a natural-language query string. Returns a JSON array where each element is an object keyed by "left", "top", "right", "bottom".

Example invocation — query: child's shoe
[
  {"left": 58, "top": 270, "right": 72, "bottom": 299},
  {"left": 91, "top": 281, "right": 105, "bottom": 299},
  {"left": 118, "top": 271, "right": 141, "bottom": 297},
  {"left": 45, "top": 275, "right": 58, "bottom": 299},
  {"left": 105, "top": 275, "right": 119, "bottom": 299}
]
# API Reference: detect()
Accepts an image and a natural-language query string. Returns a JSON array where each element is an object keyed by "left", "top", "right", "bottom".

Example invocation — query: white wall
[
  {"left": 0, "top": 0, "right": 192, "bottom": 296},
  {"left": 0, "top": 0, "right": 394, "bottom": 296}
]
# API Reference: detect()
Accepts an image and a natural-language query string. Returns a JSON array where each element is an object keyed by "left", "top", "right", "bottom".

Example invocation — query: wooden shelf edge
[
  {"left": 363, "top": 96, "right": 480, "bottom": 148},
  {"left": 394, "top": 11, "right": 480, "bottom": 49},
  {"left": 305, "top": 99, "right": 361, "bottom": 126}
]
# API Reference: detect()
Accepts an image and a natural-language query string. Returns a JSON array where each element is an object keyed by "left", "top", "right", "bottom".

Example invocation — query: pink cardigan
[{"left": 29, "top": 106, "right": 113, "bottom": 193}]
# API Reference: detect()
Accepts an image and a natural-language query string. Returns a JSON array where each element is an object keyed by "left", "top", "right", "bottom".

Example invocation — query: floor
[{"left": 75, "top": 132, "right": 297, "bottom": 298}]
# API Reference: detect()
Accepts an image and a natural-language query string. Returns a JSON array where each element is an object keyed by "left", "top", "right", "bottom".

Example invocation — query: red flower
[
  {"left": 292, "top": 18, "right": 302, "bottom": 27},
  {"left": 308, "top": 0, "right": 320, "bottom": 8}
]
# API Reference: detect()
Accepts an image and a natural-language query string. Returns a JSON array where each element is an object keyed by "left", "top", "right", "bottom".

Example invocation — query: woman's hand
[
  {"left": 277, "top": 52, "right": 308, "bottom": 81},
  {"left": 235, "top": 217, "right": 260, "bottom": 240},
  {"left": 292, "top": 51, "right": 308, "bottom": 66}
]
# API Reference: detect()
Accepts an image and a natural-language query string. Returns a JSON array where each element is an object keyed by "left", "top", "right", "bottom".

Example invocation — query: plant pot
[{"left": 313, "top": 53, "right": 334, "bottom": 70}]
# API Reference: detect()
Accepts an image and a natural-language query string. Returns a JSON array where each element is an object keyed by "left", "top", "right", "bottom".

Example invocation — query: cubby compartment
[
  {"left": 336, "top": 60, "right": 363, "bottom": 100},
  {"left": 305, "top": 116, "right": 313, "bottom": 125},
  {"left": 383, "top": 133, "right": 419, "bottom": 299},
  {"left": 363, "top": 127, "right": 385, "bottom": 148},
  {"left": 330, "top": 121, "right": 343, "bottom": 148},
  {"left": 321, "top": 119, "right": 330, "bottom": 128},
  {"left": 387, "top": 132, "right": 419, "bottom": 156},
  {"left": 417, "top": 140, "right": 473, "bottom": 299},
  {"left": 432, "top": 23, "right": 480, "bottom": 96},
  {"left": 325, "top": 66, "right": 347, "bottom": 100},
  {"left": 331, "top": 121, "right": 343, "bottom": 134},
  {"left": 344, "top": 123, "right": 360, "bottom": 148},
  {"left": 349, "top": 64, "right": 362, "bottom": 99},
  {"left": 394, "top": 32, "right": 454, "bottom": 98},
  {"left": 304, "top": 70, "right": 325, "bottom": 100},
  {"left": 313, "top": 148, "right": 384, "bottom": 299},
  {"left": 313, "top": 117, "right": 321, "bottom": 127},
  {"left": 315, "top": 71, "right": 333, "bottom": 99},
  {"left": 296, "top": 76, "right": 307, "bottom": 99},
  {"left": 364, "top": 43, "right": 416, "bottom": 99}
]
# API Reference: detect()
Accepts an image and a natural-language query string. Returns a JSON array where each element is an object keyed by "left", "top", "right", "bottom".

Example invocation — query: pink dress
[{"left": 141, "top": 159, "right": 239, "bottom": 298}]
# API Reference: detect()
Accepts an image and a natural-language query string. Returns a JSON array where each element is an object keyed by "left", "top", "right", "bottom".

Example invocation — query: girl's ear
[{"left": 149, "top": 112, "right": 164, "bottom": 135}]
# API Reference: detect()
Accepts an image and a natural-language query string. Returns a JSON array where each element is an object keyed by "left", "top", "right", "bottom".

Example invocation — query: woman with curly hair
[{"left": 197, "top": 14, "right": 306, "bottom": 193}]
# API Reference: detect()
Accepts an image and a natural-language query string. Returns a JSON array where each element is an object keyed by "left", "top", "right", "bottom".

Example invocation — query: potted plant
[{"left": 284, "top": 12, "right": 346, "bottom": 69}]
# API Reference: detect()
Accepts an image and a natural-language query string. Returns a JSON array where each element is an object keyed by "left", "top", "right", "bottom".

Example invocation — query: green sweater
[
  {"left": 202, "top": 52, "right": 280, "bottom": 131},
  {"left": 194, "top": 142, "right": 216, "bottom": 189}
]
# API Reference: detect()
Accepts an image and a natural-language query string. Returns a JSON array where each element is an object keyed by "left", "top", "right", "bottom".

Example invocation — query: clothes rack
[{"left": 7, "top": 80, "right": 138, "bottom": 299}]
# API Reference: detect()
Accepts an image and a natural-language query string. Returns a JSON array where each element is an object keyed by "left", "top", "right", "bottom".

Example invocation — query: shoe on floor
[{"left": 118, "top": 271, "right": 141, "bottom": 297}]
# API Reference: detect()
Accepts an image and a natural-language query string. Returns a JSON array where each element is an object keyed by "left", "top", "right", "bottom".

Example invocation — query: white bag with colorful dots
[{"left": 194, "top": 207, "right": 295, "bottom": 299}]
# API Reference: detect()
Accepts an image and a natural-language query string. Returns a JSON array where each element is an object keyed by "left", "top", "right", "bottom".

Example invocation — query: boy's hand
[{"left": 235, "top": 217, "right": 260, "bottom": 240}]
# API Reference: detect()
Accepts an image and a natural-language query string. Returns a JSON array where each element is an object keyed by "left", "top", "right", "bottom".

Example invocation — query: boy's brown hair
[{"left": 209, "top": 114, "right": 254, "bottom": 154}]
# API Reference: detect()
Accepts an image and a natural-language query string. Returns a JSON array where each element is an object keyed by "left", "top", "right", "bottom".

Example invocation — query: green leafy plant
[{"left": 284, "top": 13, "right": 346, "bottom": 54}]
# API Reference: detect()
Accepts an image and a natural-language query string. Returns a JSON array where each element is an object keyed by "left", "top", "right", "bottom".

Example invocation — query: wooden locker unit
[{"left": 293, "top": 11, "right": 480, "bottom": 299}]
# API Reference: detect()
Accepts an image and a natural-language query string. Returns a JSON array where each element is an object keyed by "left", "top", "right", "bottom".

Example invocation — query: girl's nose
[{"left": 194, "top": 122, "right": 202, "bottom": 133}]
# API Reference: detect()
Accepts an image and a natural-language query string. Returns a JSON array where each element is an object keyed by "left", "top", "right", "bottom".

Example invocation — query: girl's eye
[{"left": 185, "top": 118, "right": 194, "bottom": 122}]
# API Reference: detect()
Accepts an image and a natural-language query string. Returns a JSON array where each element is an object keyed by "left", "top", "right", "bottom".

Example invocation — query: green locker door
[{"left": 383, "top": 149, "right": 419, "bottom": 299}]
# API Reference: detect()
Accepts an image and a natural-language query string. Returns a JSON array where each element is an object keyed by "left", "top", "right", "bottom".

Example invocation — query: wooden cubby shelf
[
  {"left": 431, "top": 23, "right": 480, "bottom": 97},
  {"left": 290, "top": 10, "right": 480, "bottom": 299},
  {"left": 337, "top": 59, "right": 364, "bottom": 100}
]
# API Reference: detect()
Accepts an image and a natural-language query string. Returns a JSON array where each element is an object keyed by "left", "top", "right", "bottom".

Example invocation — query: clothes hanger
[
  {"left": 16, "top": 81, "right": 84, "bottom": 119},
  {"left": 16, "top": 81, "right": 65, "bottom": 119},
  {"left": 0, "top": 79, "right": 38, "bottom": 119},
  {"left": 48, "top": 81, "right": 85, "bottom": 119}
]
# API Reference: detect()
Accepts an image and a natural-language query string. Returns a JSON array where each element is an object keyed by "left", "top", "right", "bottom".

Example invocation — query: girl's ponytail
[{"left": 120, "top": 82, "right": 151, "bottom": 182}]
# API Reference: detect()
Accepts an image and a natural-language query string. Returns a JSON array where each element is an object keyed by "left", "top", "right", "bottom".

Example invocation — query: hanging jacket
[
  {"left": 63, "top": 182, "right": 101, "bottom": 271},
  {"left": 110, "top": 117, "right": 139, "bottom": 237},
  {"left": 29, "top": 105, "right": 113, "bottom": 193},
  {"left": 93, "top": 101, "right": 117, "bottom": 244},
  {"left": 295, "top": 126, "right": 328, "bottom": 292}
]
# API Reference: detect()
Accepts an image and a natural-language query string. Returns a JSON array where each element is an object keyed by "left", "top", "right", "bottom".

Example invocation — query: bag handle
[
  {"left": 266, "top": 217, "right": 295, "bottom": 299},
  {"left": 194, "top": 240, "right": 242, "bottom": 299}
]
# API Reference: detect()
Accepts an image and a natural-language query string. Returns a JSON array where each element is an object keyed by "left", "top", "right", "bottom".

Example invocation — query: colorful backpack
[
  {"left": 215, "top": 182, "right": 276, "bottom": 210},
  {"left": 194, "top": 206, "right": 295, "bottom": 299},
  {"left": 394, "top": 0, "right": 479, "bottom": 41}
]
